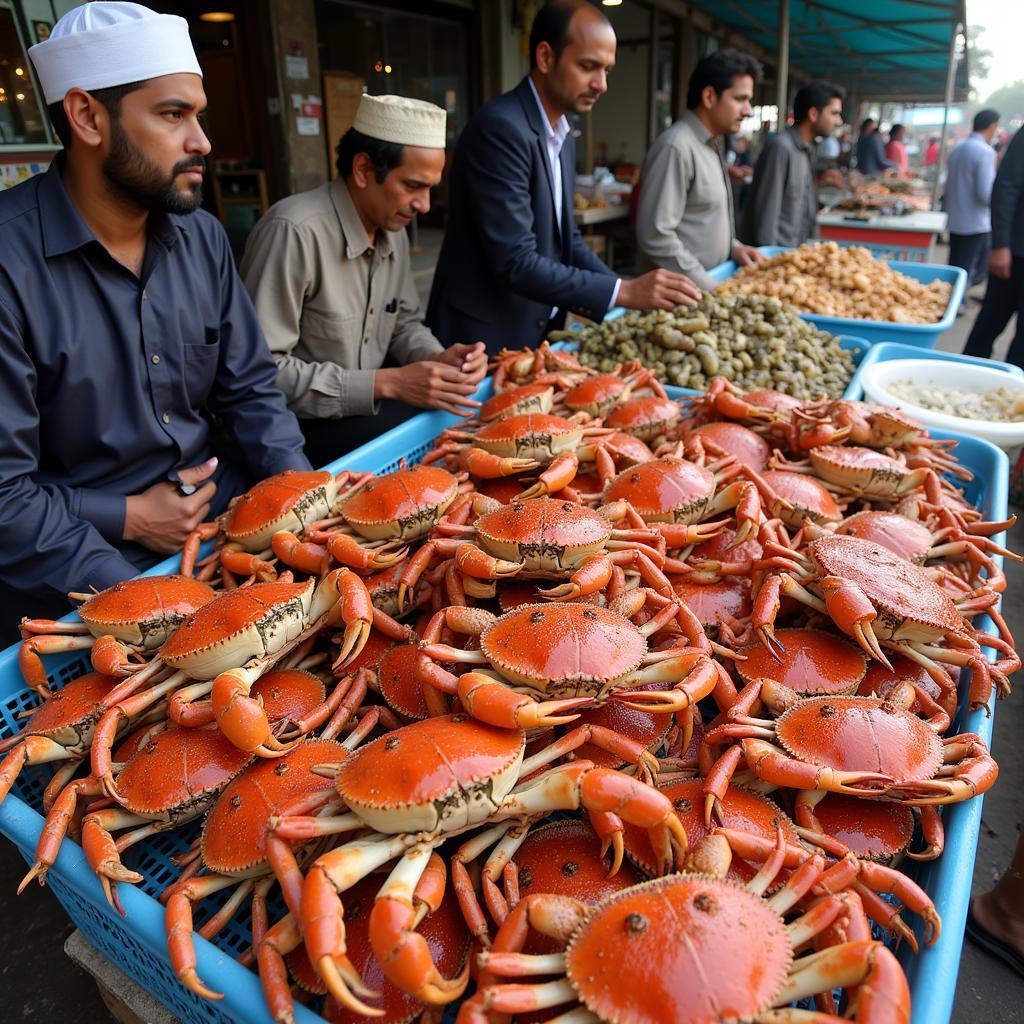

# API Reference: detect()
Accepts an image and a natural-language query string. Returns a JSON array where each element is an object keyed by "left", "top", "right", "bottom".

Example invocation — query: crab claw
[
  {"left": 818, "top": 575, "right": 892, "bottom": 669},
  {"left": 515, "top": 452, "right": 579, "bottom": 500},
  {"left": 328, "top": 533, "right": 409, "bottom": 572},
  {"left": 459, "top": 447, "right": 539, "bottom": 480},
  {"left": 326, "top": 568, "right": 374, "bottom": 667},
  {"left": 212, "top": 667, "right": 303, "bottom": 757},
  {"left": 458, "top": 672, "right": 588, "bottom": 728}
]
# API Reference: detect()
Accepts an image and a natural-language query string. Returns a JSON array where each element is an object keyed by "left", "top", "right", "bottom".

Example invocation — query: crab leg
[
  {"left": 460, "top": 447, "right": 540, "bottom": 480},
  {"left": 166, "top": 873, "right": 250, "bottom": 999},
  {"left": 775, "top": 942, "right": 911, "bottom": 1022},
  {"left": 738, "top": 738, "right": 894, "bottom": 796},
  {"left": 817, "top": 576, "right": 891, "bottom": 668},
  {"left": 369, "top": 849, "right": 470, "bottom": 1005},
  {"left": 0, "top": 736, "right": 78, "bottom": 805},
  {"left": 516, "top": 452, "right": 580, "bottom": 500}
]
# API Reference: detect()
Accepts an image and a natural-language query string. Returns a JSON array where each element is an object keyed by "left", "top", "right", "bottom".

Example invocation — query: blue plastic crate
[
  {"left": 0, "top": 412, "right": 480, "bottom": 1024},
  {"left": 845, "top": 341, "right": 1024, "bottom": 402},
  {"left": 706, "top": 245, "right": 967, "bottom": 348},
  {"left": 0, "top": 386, "right": 1007, "bottom": 1024}
]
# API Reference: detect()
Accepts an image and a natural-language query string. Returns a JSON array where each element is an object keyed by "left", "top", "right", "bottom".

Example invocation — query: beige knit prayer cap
[{"left": 353, "top": 94, "right": 446, "bottom": 148}]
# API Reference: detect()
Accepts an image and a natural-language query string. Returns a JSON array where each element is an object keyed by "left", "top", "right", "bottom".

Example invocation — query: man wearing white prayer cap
[
  {"left": 0, "top": 2, "right": 310, "bottom": 642},
  {"left": 241, "top": 94, "right": 488, "bottom": 465}
]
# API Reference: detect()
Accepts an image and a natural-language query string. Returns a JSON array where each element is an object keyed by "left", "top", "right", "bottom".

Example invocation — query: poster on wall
[{"left": 0, "top": 162, "right": 49, "bottom": 190}]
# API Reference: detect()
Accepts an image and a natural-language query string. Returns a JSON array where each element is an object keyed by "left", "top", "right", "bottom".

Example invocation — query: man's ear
[
  {"left": 350, "top": 151, "right": 372, "bottom": 189},
  {"left": 701, "top": 85, "right": 718, "bottom": 112},
  {"left": 535, "top": 41, "right": 556, "bottom": 75},
  {"left": 63, "top": 88, "right": 108, "bottom": 150}
]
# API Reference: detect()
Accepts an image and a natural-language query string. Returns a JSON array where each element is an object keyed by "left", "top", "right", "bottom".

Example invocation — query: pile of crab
[{"left": 0, "top": 340, "right": 1017, "bottom": 1024}]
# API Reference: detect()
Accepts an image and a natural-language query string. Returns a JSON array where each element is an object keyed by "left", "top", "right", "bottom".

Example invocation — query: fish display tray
[{"left": 0, "top": 384, "right": 1006, "bottom": 1024}]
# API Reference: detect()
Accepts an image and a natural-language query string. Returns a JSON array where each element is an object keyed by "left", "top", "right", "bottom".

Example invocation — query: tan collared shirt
[
  {"left": 240, "top": 177, "right": 443, "bottom": 418},
  {"left": 635, "top": 110, "right": 736, "bottom": 291}
]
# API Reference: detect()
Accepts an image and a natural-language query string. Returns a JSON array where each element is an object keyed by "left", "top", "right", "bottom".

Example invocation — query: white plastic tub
[{"left": 860, "top": 358, "right": 1024, "bottom": 449}]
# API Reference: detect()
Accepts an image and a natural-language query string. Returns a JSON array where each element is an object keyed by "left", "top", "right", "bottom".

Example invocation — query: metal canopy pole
[
  {"left": 777, "top": 0, "right": 790, "bottom": 131},
  {"left": 930, "top": 20, "right": 961, "bottom": 210}
]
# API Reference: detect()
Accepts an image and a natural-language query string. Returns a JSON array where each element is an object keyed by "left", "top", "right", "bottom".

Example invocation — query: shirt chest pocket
[
  {"left": 183, "top": 329, "right": 220, "bottom": 406},
  {"left": 300, "top": 308, "right": 364, "bottom": 365}
]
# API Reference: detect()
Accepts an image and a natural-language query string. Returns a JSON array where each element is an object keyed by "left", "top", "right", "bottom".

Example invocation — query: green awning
[{"left": 691, "top": 0, "right": 968, "bottom": 101}]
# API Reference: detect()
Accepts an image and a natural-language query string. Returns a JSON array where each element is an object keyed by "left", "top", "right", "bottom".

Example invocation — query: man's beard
[{"left": 103, "top": 119, "right": 205, "bottom": 215}]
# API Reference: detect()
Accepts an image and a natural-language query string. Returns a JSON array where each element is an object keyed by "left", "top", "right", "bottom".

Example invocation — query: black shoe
[{"left": 965, "top": 905, "right": 1024, "bottom": 978}]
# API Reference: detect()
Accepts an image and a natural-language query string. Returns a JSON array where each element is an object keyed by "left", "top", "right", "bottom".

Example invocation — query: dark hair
[
  {"left": 686, "top": 48, "right": 763, "bottom": 110},
  {"left": 859, "top": 117, "right": 875, "bottom": 134},
  {"left": 528, "top": 0, "right": 608, "bottom": 70},
  {"left": 973, "top": 108, "right": 1000, "bottom": 132},
  {"left": 46, "top": 80, "right": 145, "bottom": 149},
  {"left": 889, "top": 123, "right": 904, "bottom": 140},
  {"left": 792, "top": 81, "right": 845, "bottom": 125},
  {"left": 334, "top": 127, "right": 405, "bottom": 182}
]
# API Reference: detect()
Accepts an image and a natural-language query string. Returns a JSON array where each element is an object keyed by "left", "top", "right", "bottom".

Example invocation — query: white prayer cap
[
  {"left": 353, "top": 95, "right": 446, "bottom": 149},
  {"left": 29, "top": 2, "right": 202, "bottom": 106}
]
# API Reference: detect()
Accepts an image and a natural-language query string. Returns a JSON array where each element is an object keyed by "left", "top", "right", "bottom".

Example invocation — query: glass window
[{"left": 0, "top": 2, "right": 50, "bottom": 146}]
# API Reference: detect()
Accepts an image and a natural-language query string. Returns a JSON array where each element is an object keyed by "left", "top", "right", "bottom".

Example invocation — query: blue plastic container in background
[
  {"left": 846, "top": 340, "right": 1024, "bottom": 401},
  {"left": 705, "top": 245, "right": 967, "bottom": 349}
]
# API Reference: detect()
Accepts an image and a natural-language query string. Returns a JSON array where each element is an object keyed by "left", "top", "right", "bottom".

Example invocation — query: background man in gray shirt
[
  {"left": 740, "top": 81, "right": 845, "bottom": 247},
  {"left": 963, "top": 128, "right": 1024, "bottom": 366},
  {"left": 635, "top": 49, "right": 765, "bottom": 290},
  {"left": 945, "top": 108, "right": 1000, "bottom": 289}
]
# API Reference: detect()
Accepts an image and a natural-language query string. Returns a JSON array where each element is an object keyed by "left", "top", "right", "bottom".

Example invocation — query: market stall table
[{"left": 816, "top": 209, "right": 947, "bottom": 263}]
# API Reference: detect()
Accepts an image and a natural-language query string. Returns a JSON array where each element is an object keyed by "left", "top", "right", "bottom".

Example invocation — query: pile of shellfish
[{"left": 1, "top": 340, "right": 1016, "bottom": 1024}]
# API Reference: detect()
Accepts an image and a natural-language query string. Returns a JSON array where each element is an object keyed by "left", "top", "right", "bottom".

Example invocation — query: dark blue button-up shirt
[{"left": 0, "top": 160, "right": 310, "bottom": 618}]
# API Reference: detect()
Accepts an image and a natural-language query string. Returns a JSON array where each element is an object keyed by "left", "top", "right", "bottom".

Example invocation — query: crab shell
[
  {"left": 564, "top": 875, "right": 793, "bottom": 1024},
  {"left": 513, "top": 819, "right": 643, "bottom": 955},
  {"left": 622, "top": 779, "right": 796, "bottom": 882},
  {"left": 200, "top": 738, "right": 347, "bottom": 875},
  {"left": 335, "top": 714, "right": 525, "bottom": 834},
  {"left": 323, "top": 877, "right": 470, "bottom": 1024},
  {"left": 342, "top": 465, "right": 459, "bottom": 542},
  {"left": 810, "top": 793, "right": 915, "bottom": 862},
  {"left": 223, "top": 470, "right": 341, "bottom": 550},
  {"left": 479, "top": 603, "right": 649, "bottom": 700},
  {"left": 774, "top": 695, "right": 944, "bottom": 785},
  {"left": 603, "top": 458, "right": 715, "bottom": 525},
  {"left": 744, "top": 388, "right": 803, "bottom": 414},
  {"left": 160, "top": 580, "right": 317, "bottom": 678},
  {"left": 761, "top": 470, "right": 842, "bottom": 527},
  {"left": 472, "top": 413, "right": 585, "bottom": 464},
  {"left": 78, "top": 575, "right": 216, "bottom": 648},
  {"left": 479, "top": 383, "right": 554, "bottom": 422},
  {"left": 673, "top": 577, "right": 752, "bottom": 629},
  {"left": 21, "top": 671, "right": 115, "bottom": 746},
  {"left": 113, "top": 726, "right": 251, "bottom": 818},
  {"left": 604, "top": 396, "right": 681, "bottom": 441},
  {"left": 808, "top": 445, "right": 913, "bottom": 495},
  {"left": 375, "top": 642, "right": 430, "bottom": 720},
  {"left": 835, "top": 510, "right": 934, "bottom": 563},
  {"left": 249, "top": 669, "right": 326, "bottom": 724},
  {"left": 688, "top": 422, "right": 771, "bottom": 471},
  {"left": 809, "top": 534, "right": 966, "bottom": 641},
  {"left": 474, "top": 498, "right": 611, "bottom": 578},
  {"left": 738, "top": 628, "right": 867, "bottom": 697},
  {"left": 563, "top": 373, "right": 631, "bottom": 418}
]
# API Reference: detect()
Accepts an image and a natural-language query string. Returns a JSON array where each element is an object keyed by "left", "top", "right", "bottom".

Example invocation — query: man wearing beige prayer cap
[{"left": 241, "top": 94, "right": 487, "bottom": 465}]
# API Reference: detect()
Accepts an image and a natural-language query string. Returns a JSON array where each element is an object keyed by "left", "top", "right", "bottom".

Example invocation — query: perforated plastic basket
[
  {"left": 0, "top": 403, "right": 490, "bottom": 1024},
  {"left": 0, "top": 384, "right": 1006, "bottom": 1024}
]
